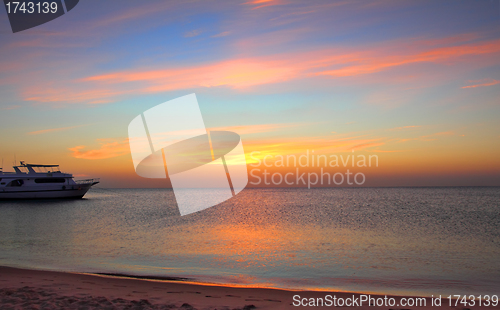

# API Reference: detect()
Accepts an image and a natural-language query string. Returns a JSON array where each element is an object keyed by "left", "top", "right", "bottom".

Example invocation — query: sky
[{"left": 0, "top": 0, "right": 499, "bottom": 187}]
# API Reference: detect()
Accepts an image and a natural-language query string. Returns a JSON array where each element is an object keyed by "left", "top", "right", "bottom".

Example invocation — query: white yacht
[{"left": 0, "top": 162, "right": 99, "bottom": 199}]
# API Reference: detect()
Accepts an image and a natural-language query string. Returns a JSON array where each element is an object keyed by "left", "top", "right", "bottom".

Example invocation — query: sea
[{"left": 0, "top": 187, "right": 499, "bottom": 297}]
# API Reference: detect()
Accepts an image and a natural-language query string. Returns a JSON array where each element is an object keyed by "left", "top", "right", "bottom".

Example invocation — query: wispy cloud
[
  {"left": 27, "top": 125, "right": 86, "bottom": 135},
  {"left": 244, "top": 0, "right": 284, "bottom": 10},
  {"left": 1, "top": 105, "right": 21, "bottom": 110},
  {"left": 208, "top": 123, "right": 301, "bottom": 135},
  {"left": 392, "top": 130, "right": 455, "bottom": 143},
  {"left": 315, "top": 39, "right": 500, "bottom": 78},
  {"left": 89, "top": 2, "right": 176, "bottom": 29},
  {"left": 211, "top": 31, "right": 230, "bottom": 38},
  {"left": 69, "top": 123, "right": 299, "bottom": 160},
  {"left": 419, "top": 131, "right": 454, "bottom": 141},
  {"left": 389, "top": 125, "right": 421, "bottom": 131},
  {"left": 351, "top": 141, "right": 385, "bottom": 150},
  {"left": 69, "top": 139, "right": 130, "bottom": 160},
  {"left": 184, "top": 29, "right": 202, "bottom": 38},
  {"left": 23, "top": 87, "right": 126, "bottom": 106},
  {"left": 21, "top": 37, "right": 500, "bottom": 105},
  {"left": 461, "top": 79, "right": 500, "bottom": 89},
  {"left": 245, "top": 134, "right": 386, "bottom": 159}
]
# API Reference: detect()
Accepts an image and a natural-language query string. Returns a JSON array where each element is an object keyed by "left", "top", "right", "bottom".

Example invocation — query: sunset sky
[{"left": 0, "top": 0, "right": 499, "bottom": 187}]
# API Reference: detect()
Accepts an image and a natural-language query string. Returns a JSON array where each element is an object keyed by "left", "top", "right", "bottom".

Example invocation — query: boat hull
[{"left": 0, "top": 185, "right": 92, "bottom": 200}]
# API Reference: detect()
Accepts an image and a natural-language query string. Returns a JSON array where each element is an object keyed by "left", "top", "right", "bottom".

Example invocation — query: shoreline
[{"left": 1, "top": 266, "right": 496, "bottom": 309}]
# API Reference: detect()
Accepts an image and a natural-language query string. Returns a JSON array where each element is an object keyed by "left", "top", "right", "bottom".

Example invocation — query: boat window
[
  {"left": 18, "top": 167, "right": 29, "bottom": 173},
  {"left": 34, "top": 178, "right": 66, "bottom": 184},
  {"left": 32, "top": 166, "right": 61, "bottom": 173},
  {"left": 6, "top": 180, "right": 24, "bottom": 187}
]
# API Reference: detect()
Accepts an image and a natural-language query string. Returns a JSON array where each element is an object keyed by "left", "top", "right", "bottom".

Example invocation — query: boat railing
[{"left": 75, "top": 178, "right": 100, "bottom": 185}]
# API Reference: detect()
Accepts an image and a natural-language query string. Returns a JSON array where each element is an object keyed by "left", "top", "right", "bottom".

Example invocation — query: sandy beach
[{"left": 1, "top": 266, "right": 497, "bottom": 310}]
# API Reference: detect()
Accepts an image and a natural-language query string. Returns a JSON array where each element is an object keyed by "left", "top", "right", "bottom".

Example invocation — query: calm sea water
[{"left": 0, "top": 187, "right": 499, "bottom": 297}]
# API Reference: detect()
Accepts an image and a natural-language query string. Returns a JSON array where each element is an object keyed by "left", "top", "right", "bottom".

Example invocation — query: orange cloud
[
  {"left": 24, "top": 86, "right": 126, "bottom": 105},
  {"left": 208, "top": 123, "right": 301, "bottom": 135},
  {"left": 421, "top": 131, "right": 454, "bottom": 138},
  {"left": 27, "top": 125, "right": 85, "bottom": 135},
  {"left": 22, "top": 37, "right": 500, "bottom": 105},
  {"left": 461, "top": 79, "right": 500, "bottom": 89},
  {"left": 244, "top": 0, "right": 284, "bottom": 10},
  {"left": 1, "top": 105, "right": 21, "bottom": 110},
  {"left": 351, "top": 142, "right": 385, "bottom": 150},
  {"left": 245, "top": 135, "right": 385, "bottom": 158},
  {"left": 82, "top": 57, "right": 299, "bottom": 91},
  {"left": 69, "top": 139, "right": 130, "bottom": 160},
  {"left": 389, "top": 125, "right": 421, "bottom": 131},
  {"left": 315, "top": 39, "right": 500, "bottom": 77},
  {"left": 418, "top": 131, "right": 454, "bottom": 141}
]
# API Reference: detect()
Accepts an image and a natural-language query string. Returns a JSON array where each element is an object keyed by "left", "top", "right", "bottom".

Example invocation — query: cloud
[
  {"left": 1, "top": 105, "right": 21, "bottom": 110},
  {"left": 89, "top": 2, "right": 175, "bottom": 29},
  {"left": 461, "top": 79, "right": 500, "bottom": 89},
  {"left": 68, "top": 123, "right": 298, "bottom": 160},
  {"left": 269, "top": 10, "right": 317, "bottom": 22},
  {"left": 315, "top": 39, "right": 500, "bottom": 78},
  {"left": 184, "top": 29, "right": 202, "bottom": 38},
  {"left": 351, "top": 142, "right": 385, "bottom": 150},
  {"left": 27, "top": 125, "right": 85, "bottom": 135},
  {"left": 392, "top": 130, "right": 454, "bottom": 143},
  {"left": 211, "top": 31, "right": 230, "bottom": 38},
  {"left": 420, "top": 131, "right": 454, "bottom": 141},
  {"left": 245, "top": 134, "right": 386, "bottom": 159},
  {"left": 389, "top": 125, "right": 421, "bottom": 131},
  {"left": 244, "top": 0, "right": 284, "bottom": 10},
  {"left": 69, "top": 139, "right": 130, "bottom": 160},
  {"left": 23, "top": 87, "right": 127, "bottom": 106},
  {"left": 208, "top": 123, "right": 301, "bottom": 135},
  {"left": 370, "top": 149, "right": 407, "bottom": 153},
  {"left": 21, "top": 37, "right": 500, "bottom": 105}
]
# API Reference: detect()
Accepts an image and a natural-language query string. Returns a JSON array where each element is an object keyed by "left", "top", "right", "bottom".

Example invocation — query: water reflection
[{"left": 0, "top": 187, "right": 499, "bottom": 296}]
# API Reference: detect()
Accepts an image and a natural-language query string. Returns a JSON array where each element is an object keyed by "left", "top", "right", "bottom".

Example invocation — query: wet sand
[{"left": 0, "top": 266, "right": 495, "bottom": 309}]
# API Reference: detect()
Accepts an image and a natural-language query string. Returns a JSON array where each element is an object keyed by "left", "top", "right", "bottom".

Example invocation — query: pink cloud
[
  {"left": 27, "top": 125, "right": 85, "bottom": 135},
  {"left": 21, "top": 37, "right": 500, "bottom": 105},
  {"left": 244, "top": 0, "right": 285, "bottom": 10},
  {"left": 461, "top": 79, "right": 500, "bottom": 89}
]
